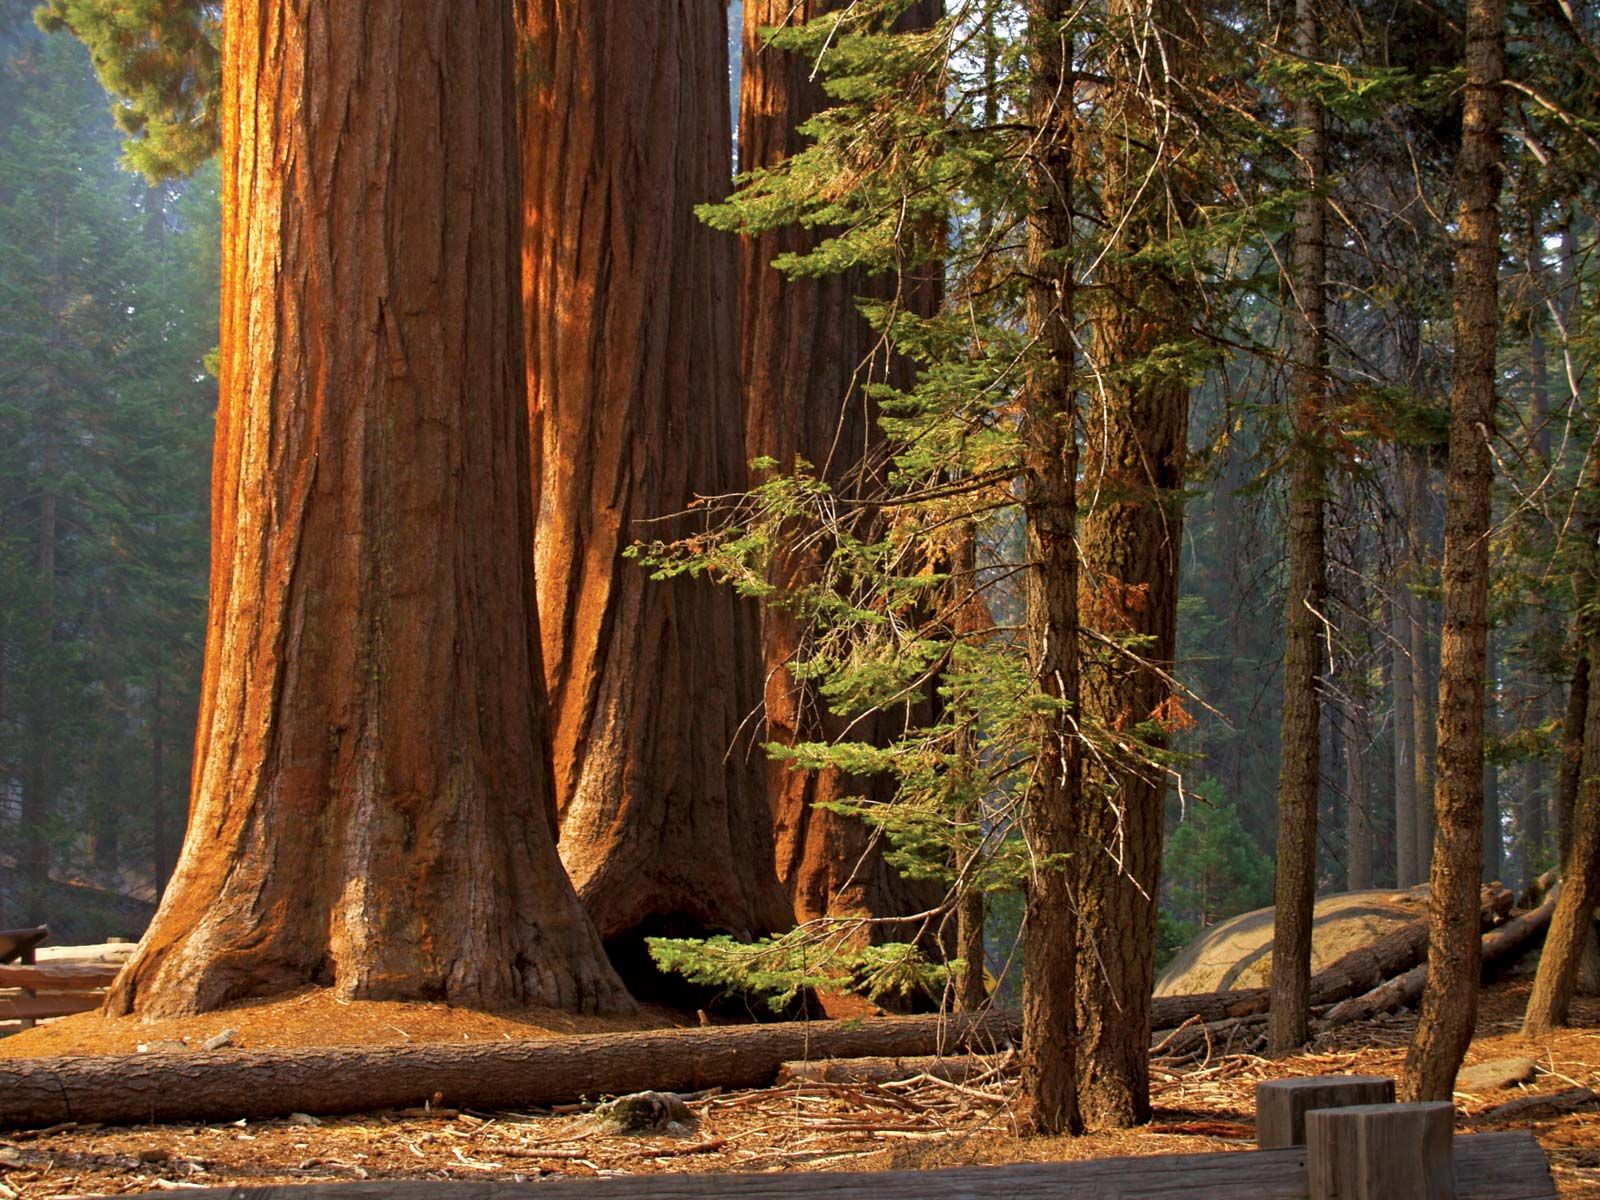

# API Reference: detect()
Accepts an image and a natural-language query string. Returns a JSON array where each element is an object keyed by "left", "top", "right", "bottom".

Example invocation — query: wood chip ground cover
[{"left": 0, "top": 979, "right": 1597, "bottom": 1198}]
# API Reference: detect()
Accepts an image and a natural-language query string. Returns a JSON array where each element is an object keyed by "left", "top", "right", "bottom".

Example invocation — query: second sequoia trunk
[
  {"left": 521, "top": 0, "right": 791, "bottom": 967},
  {"left": 737, "top": 0, "right": 944, "bottom": 934}
]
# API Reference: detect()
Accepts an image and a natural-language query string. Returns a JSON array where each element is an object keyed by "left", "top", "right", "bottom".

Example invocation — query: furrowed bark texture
[
  {"left": 107, "top": 0, "right": 631, "bottom": 1018},
  {"left": 1403, "top": 0, "right": 1504, "bottom": 1099},
  {"left": 1017, "top": 0, "right": 1081, "bottom": 1138},
  {"left": 521, "top": 0, "right": 791, "bottom": 946},
  {"left": 1075, "top": 0, "right": 1199, "bottom": 1128},
  {"left": 1269, "top": 0, "right": 1328, "bottom": 1059},
  {"left": 738, "top": 0, "right": 944, "bottom": 935}
]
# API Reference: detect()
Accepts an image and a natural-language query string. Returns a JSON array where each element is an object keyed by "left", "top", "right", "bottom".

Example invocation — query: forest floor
[{"left": 0, "top": 977, "right": 1598, "bottom": 1198}]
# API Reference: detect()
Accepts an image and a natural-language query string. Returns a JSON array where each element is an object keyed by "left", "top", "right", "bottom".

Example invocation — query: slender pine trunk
[
  {"left": 1268, "top": 0, "right": 1328, "bottom": 1057},
  {"left": 1402, "top": 0, "right": 1505, "bottom": 1099}
]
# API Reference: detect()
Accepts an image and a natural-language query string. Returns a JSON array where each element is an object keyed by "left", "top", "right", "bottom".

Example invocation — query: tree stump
[
  {"left": 1306, "top": 1102, "right": 1456, "bottom": 1200},
  {"left": 1255, "top": 1076, "right": 1397, "bottom": 1148}
]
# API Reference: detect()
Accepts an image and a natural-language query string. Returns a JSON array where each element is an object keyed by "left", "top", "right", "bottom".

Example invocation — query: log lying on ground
[
  {"left": 1319, "top": 895, "right": 1556, "bottom": 1030},
  {"left": 0, "top": 1012, "right": 1020, "bottom": 1129},
  {"left": 1152, "top": 883, "right": 1510, "bottom": 1037},
  {"left": 1154, "top": 886, "right": 1514, "bottom": 1060},
  {"left": 775, "top": 1053, "right": 1012, "bottom": 1087}
]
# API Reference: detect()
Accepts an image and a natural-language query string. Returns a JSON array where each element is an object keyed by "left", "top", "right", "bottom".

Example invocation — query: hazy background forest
[{"left": 0, "top": 0, "right": 1587, "bottom": 981}]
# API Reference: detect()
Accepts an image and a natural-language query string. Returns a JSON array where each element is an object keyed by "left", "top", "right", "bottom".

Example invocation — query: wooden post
[
  {"left": 18, "top": 939, "right": 35, "bottom": 1032},
  {"left": 1307, "top": 1102, "right": 1456, "bottom": 1200},
  {"left": 1256, "top": 1076, "right": 1397, "bottom": 1148}
]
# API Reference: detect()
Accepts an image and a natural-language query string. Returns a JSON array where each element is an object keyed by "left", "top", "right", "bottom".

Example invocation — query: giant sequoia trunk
[
  {"left": 520, "top": 0, "right": 791, "bottom": 962},
  {"left": 107, "top": 0, "right": 630, "bottom": 1019},
  {"left": 737, "top": 0, "right": 944, "bottom": 935},
  {"left": 1074, "top": 0, "right": 1199, "bottom": 1129},
  {"left": 1402, "top": 0, "right": 1504, "bottom": 1099},
  {"left": 1268, "top": 0, "right": 1329, "bottom": 1058}
]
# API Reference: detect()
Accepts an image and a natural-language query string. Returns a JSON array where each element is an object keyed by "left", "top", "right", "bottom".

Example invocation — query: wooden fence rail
[{"left": 0, "top": 931, "right": 129, "bottom": 1034}]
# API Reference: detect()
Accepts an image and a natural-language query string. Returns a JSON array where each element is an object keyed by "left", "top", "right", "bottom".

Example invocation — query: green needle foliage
[{"left": 35, "top": 0, "right": 218, "bottom": 179}]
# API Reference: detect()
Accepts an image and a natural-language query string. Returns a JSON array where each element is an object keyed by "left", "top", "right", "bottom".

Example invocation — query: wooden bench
[{"left": 105, "top": 1077, "right": 1555, "bottom": 1200}]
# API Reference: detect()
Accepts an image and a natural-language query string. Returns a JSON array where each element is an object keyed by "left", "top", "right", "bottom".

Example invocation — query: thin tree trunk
[
  {"left": 737, "top": 0, "right": 944, "bottom": 938},
  {"left": 1525, "top": 444, "right": 1600, "bottom": 1031},
  {"left": 19, "top": 445, "right": 57, "bottom": 926},
  {"left": 1483, "top": 636, "right": 1502, "bottom": 884},
  {"left": 150, "top": 671, "right": 169, "bottom": 898},
  {"left": 1402, "top": 0, "right": 1504, "bottom": 1099},
  {"left": 1269, "top": 0, "right": 1328, "bottom": 1057},
  {"left": 1391, "top": 588, "right": 1419, "bottom": 886},
  {"left": 952, "top": 518, "right": 988, "bottom": 1013},
  {"left": 1527, "top": 650, "right": 1600, "bottom": 1034},
  {"left": 1016, "top": 0, "right": 1081, "bottom": 1138},
  {"left": 1346, "top": 702, "right": 1374, "bottom": 890},
  {"left": 1556, "top": 655, "right": 1588, "bottom": 870},
  {"left": 108, "top": 0, "right": 630, "bottom": 1019},
  {"left": 1408, "top": 459, "right": 1438, "bottom": 880},
  {"left": 520, "top": 0, "right": 792, "bottom": 958}
]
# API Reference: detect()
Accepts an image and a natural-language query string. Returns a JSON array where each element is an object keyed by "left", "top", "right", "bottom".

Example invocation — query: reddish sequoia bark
[
  {"left": 738, "top": 0, "right": 944, "bottom": 934},
  {"left": 107, "top": 0, "right": 630, "bottom": 1019},
  {"left": 521, "top": 0, "right": 791, "bottom": 952}
]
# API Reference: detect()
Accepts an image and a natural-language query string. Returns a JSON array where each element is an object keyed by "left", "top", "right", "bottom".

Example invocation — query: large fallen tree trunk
[
  {"left": 1151, "top": 884, "right": 1511, "bottom": 1034},
  {"left": 0, "top": 1013, "right": 1019, "bottom": 1129},
  {"left": 1319, "top": 895, "right": 1556, "bottom": 1030},
  {"left": 775, "top": 1053, "right": 1013, "bottom": 1087}
]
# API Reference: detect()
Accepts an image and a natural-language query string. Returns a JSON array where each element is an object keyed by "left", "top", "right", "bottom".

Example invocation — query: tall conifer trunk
[
  {"left": 1017, "top": 0, "right": 1081, "bottom": 1136},
  {"left": 1075, "top": 0, "right": 1198, "bottom": 1128},
  {"left": 1402, "top": 0, "right": 1504, "bottom": 1098},
  {"left": 737, "top": 0, "right": 944, "bottom": 936},
  {"left": 108, "top": 0, "right": 630, "bottom": 1019},
  {"left": 1392, "top": 587, "right": 1419, "bottom": 885},
  {"left": 520, "top": 0, "right": 792, "bottom": 958},
  {"left": 1268, "top": 0, "right": 1328, "bottom": 1057}
]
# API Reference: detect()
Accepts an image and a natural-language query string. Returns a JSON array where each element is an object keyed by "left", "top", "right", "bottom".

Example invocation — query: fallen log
[
  {"left": 0, "top": 1011, "right": 1019, "bottom": 1129},
  {"left": 775, "top": 1053, "right": 1011, "bottom": 1086},
  {"left": 1320, "top": 895, "right": 1556, "bottom": 1029},
  {"left": 1150, "top": 883, "right": 1510, "bottom": 1035}
]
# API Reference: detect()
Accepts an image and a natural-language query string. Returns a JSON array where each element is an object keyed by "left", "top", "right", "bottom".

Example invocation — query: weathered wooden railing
[
  {"left": 100, "top": 1075, "right": 1554, "bottom": 1200},
  {"left": 0, "top": 929, "right": 127, "bottom": 1034}
]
